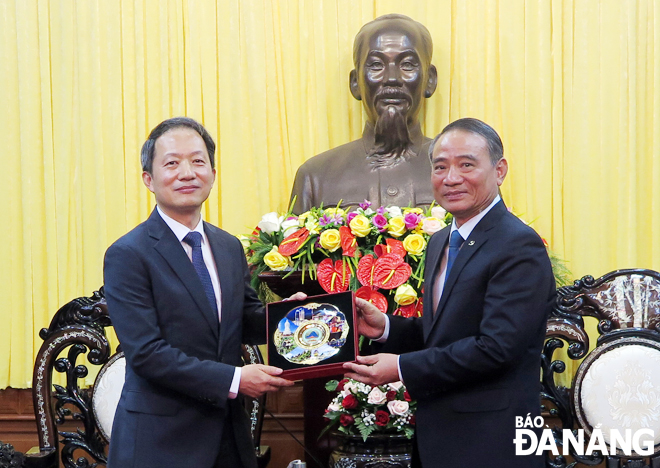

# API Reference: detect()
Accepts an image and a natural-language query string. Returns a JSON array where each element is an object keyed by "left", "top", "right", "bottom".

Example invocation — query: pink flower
[
  {"left": 372, "top": 214, "right": 388, "bottom": 232},
  {"left": 347, "top": 212, "right": 358, "bottom": 224},
  {"left": 421, "top": 217, "right": 444, "bottom": 235},
  {"left": 367, "top": 387, "right": 388, "bottom": 405},
  {"left": 404, "top": 212, "right": 421, "bottom": 230},
  {"left": 387, "top": 400, "right": 409, "bottom": 416}
]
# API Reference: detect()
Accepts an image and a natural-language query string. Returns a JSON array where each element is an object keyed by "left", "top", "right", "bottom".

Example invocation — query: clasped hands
[{"left": 342, "top": 297, "right": 400, "bottom": 386}]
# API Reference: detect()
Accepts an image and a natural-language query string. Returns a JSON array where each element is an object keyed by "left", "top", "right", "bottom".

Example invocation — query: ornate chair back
[
  {"left": 543, "top": 269, "right": 660, "bottom": 468},
  {"left": 25, "top": 288, "right": 269, "bottom": 468}
]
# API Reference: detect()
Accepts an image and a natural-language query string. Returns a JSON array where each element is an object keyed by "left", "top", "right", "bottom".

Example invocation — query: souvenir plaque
[{"left": 266, "top": 291, "right": 358, "bottom": 380}]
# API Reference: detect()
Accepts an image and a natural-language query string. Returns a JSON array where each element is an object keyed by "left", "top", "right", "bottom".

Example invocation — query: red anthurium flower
[
  {"left": 374, "top": 238, "right": 406, "bottom": 258},
  {"left": 355, "top": 286, "right": 388, "bottom": 314},
  {"left": 339, "top": 226, "right": 359, "bottom": 257},
  {"left": 372, "top": 254, "right": 412, "bottom": 290},
  {"left": 394, "top": 299, "right": 423, "bottom": 318},
  {"left": 375, "top": 410, "right": 390, "bottom": 427},
  {"left": 356, "top": 254, "right": 377, "bottom": 287},
  {"left": 317, "top": 258, "right": 351, "bottom": 293},
  {"left": 278, "top": 227, "right": 310, "bottom": 256}
]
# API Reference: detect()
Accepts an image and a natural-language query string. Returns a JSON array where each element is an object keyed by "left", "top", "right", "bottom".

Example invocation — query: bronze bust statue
[{"left": 290, "top": 14, "right": 438, "bottom": 213}]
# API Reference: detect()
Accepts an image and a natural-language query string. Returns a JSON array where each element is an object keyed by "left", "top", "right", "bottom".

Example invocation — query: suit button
[{"left": 387, "top": 186, "right": 399, "bottom": 196}]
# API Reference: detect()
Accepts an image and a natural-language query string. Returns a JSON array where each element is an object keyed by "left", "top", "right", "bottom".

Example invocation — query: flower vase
[{"left": 328, "top": 433, "right": 413, "bottom": 468}]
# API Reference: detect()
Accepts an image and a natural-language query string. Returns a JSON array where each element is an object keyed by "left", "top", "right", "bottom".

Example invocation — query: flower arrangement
[
  {"left": 322, "top": 378, "right": 416, "bottom": 440},
  {"left": 245, "top": 200, "right": 451, "bottom": 316},
  {"left": 245, "top": 199, "right": 571, "bottom": 312}
]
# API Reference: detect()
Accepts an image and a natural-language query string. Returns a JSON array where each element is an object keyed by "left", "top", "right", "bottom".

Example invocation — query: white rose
[
  {"left": 387, "top": 400, "right": 409, "bottom": 416},
  {"left": 421, "top": 217, "right": 446, "bottom": 235},
  {"left": 257, "top": 212, "right": 283, "bottom": 234},
  {"left": 431, "top": 206, "right": 447, "bottom": 219},
  {"left": 327, "top": 401, "right": 341, "bottom": 412},
  {"left": 367, "top": 387, "right": 388, "bottom": 405},
  {"left": 385, "top": 206, "right": 403, "bottom": 218},
  {"left": 388, "top": 381, "right": 404, "bottom": 391},
  {"left": 281, "top": 217, "right": 300, "bottom": 237},
  {"left": 342, "top": 381, "right": 360, "bottom": 396}
]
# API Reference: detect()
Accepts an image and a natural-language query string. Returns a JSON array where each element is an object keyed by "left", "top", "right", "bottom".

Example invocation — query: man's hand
[
  {"left": 343, "top": 354, "right": 400, "bottom": 386},
  {"left": 355, "top": 297, "right": 387, "bottom": 340},
  {"left": 286, "top": 292, "right": 307, "bottom": 301},
  {"left": 239, "top": 364, "right": 294, "bottom": 398}
]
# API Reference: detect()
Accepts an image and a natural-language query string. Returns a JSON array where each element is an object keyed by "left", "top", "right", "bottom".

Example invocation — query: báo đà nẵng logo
[{"left": 514, "top": 415, "right": 656, "bottom": 456}]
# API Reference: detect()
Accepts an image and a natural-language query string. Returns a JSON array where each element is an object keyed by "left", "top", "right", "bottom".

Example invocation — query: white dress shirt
[{"left": 157, "top": 206, "right": 241, "bottom": 398}]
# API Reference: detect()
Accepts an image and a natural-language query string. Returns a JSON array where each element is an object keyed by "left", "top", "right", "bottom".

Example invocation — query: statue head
[{"left": 350, "top": 14, "right": 437, "bottom": 166}]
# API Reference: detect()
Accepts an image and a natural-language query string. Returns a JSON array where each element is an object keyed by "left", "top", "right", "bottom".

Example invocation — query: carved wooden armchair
[
  {"left": 0, "top": 288, "right": 270, "bottom": 468},
  {"left": 542, "top": 269, "right": 660, "bottom": 468}
]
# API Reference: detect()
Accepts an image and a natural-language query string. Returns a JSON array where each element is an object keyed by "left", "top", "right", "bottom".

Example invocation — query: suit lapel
[
  {"left": 422, "top": 228, "right": 448, "bottom": 336},
  {"left": 148, "top": 210, "right": 220, "bottom": 340},
  {"left": 205, "top": 222, "right": 233, "bottom": 357},
  {"left": 426, "top": 201, "right": 507, "bottom": 340}
]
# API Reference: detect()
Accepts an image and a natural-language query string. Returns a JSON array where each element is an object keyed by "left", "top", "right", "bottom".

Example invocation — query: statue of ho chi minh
[{"left": 290, "top": 14, "right": 438, "bottom": 213}]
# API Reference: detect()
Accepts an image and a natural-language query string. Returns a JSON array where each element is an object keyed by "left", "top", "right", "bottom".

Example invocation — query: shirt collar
[
  {"left": 450, "top": 195, "right": 502, "bottom": 241},
  {"left": 157, "top": 206, "right": 205, "bottom": 243}
]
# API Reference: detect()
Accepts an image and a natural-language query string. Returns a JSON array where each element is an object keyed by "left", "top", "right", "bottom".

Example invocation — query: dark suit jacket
[
  {"left": 383, "top": 201, "right": 555, "bottom": 467},
  {"left": 103, "top": 209, "right": 264, "bottom": 468}
]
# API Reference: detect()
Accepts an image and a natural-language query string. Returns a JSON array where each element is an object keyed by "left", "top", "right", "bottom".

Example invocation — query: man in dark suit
[
  {"left": 344, "top": 118, "right": 555, "bottom": 467},
  {"left": 104, "top": 117, "right": 296, "bottom": 468}
]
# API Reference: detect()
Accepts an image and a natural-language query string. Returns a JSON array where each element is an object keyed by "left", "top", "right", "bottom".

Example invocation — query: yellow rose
[
  {"left": 349, "top": 214, "right": 371, "bottom": 237},
  {"left": 394, "top": 284, "right": 418, "bottom": 305},
  {"left": 403, "top": 233, "right": 427, "bottom": 255},
  {"left": 319, "top": 229, "right": 341, "bottom": 252},
  {"left": 387, "top": 216, "right": 406, "bottom": 237},
  {"left": 263, "top": 246, "right": 290, "bottom": 271},
  {"left": 324, "top": 207, "right": 346, "bottom": 218},
  {"left": 403, "top": 207, "right": 424, "bottom": 215}
]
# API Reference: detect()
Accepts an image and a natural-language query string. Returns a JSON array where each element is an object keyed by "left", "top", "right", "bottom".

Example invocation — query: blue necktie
[
  {"left": 444, "top": 230, "right": 464, "bottom": 285},
  {"left": 183, "top": 231, "right": 218, "bottom": 313}
]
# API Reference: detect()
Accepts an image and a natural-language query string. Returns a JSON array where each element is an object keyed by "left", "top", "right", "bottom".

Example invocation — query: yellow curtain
[{"left": 1, "top": 0, "right": 658, "bottom": 388}]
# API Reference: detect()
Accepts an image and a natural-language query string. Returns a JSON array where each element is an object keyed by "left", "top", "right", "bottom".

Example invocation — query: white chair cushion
[
  {"left": 579, "top": 342, "right": 660, "bottom": 447},
  {"left": 92, "top": 354, "right": 126, "bottom": 441}
]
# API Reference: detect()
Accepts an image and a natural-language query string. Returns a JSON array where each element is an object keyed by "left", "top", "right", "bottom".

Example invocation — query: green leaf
[
  {"left": 325, "top": 380, "right": 339, "bottom": 391},
  {"left": 355, "top": 418, "right": 377, "bottom": 441}
]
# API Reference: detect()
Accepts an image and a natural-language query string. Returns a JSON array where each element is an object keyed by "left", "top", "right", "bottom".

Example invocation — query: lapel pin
[{"left": 468, "top": 241, "right": 475, "bottom": 246}]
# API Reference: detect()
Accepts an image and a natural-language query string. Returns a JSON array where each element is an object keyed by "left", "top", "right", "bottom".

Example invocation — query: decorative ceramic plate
[{"left": 273, "top": 302, "right": 349, "bottom": 365}]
